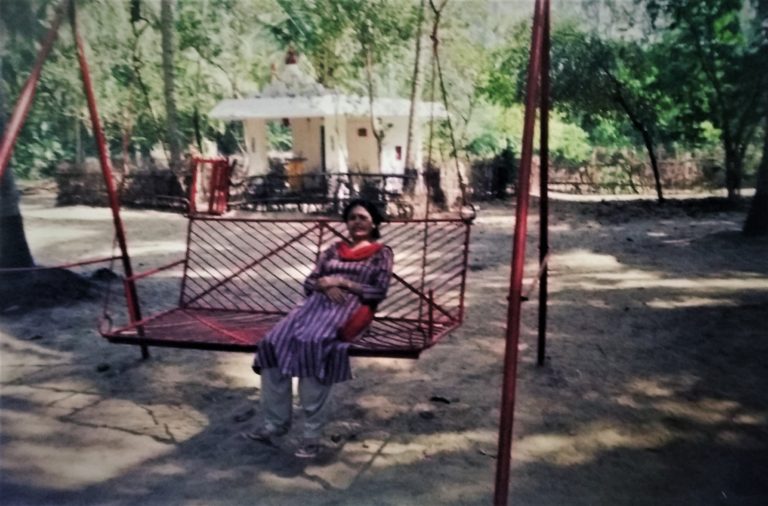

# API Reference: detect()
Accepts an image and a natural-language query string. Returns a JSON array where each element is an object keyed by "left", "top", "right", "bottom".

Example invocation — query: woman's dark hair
[{"left": 342, "top": 199, "right": 384, "bottom": 240}]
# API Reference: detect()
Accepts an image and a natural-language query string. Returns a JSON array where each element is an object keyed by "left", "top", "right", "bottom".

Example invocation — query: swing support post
[
  {"left": 537, "top": 0, "right": 551, "bottom": 367},
  {"left": 0, "top": 3, "right": 67, "bottom": 181},
  {"left": 494, "top": 0, "right": 549, "bottom": 504},
  {"left": 69, "top": 1, "right": 147, "bottom": 358}
]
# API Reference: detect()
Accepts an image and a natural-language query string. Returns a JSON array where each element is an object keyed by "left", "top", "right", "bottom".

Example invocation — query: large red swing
[{"left": 100, "top": 214, "right": 472, "bottom": 358}]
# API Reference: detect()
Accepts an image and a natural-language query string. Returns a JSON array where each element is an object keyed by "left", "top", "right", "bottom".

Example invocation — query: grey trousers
[{"left": 260, "top": 367, "right": 333, "bottom": 440}]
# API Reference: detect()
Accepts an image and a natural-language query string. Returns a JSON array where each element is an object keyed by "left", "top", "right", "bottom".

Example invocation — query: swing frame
[{"left": 0, "top": 0, "right": 553, "bottom": 502}]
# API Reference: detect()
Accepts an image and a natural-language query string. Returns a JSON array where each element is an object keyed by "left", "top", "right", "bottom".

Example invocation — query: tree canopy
[{"left": 0, "top": 0, "right": 765, "bottom": 232}]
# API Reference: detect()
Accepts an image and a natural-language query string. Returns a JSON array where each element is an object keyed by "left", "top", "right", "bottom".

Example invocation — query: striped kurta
[{"left": 254, "top": 242, "right": 394, "bottom": 384}]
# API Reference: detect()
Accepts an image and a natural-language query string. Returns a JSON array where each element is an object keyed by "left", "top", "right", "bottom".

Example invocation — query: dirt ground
[{"left": 1, "top": 189, "right": 767, "bottom": 506}]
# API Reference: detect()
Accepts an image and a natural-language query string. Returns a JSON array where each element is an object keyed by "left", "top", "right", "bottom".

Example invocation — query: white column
[
  {"left": 413, "top": 118, "right": 427, "bottom": 196},
  {"left": 243, "top": 119, "right": 269, "bottom": 176},
  {"left": 324, "top": 114, "right": 348, "bottom": 174},
  {"left": 413, "top": 119, "right": 424, "bottom": 171}
]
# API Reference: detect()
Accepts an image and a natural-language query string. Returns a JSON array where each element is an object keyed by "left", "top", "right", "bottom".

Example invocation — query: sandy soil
[{"left": 1, "top": 190, "right": 767, "bottom": 506}]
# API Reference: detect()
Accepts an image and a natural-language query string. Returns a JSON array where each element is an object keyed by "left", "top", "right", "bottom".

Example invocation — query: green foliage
[
  {"left": 549, "top": 118, "right": 592, "bottom": 168},
  {"left": 2, "top": 0, "right": 763, "bottom": 196},
  {"left": 259, "top": 0, "right": 415, "bottom": 90},
  {"left": 267, "top": 121, "right": 292, "bottom": 151},
  {"left": 464, "top": 132, "right": 500, "bottom": 158},
  {"left": 643, "top": 0, "right": 768, "bottom": 193}
]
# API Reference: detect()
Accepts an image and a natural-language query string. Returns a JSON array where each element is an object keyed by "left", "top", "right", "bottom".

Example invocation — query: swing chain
[
  {"left": 98, "top": 234, "right": 119, "bottom": 334},
  {"left": 428, "top": 0, "right": 475, "bottom": 223}
]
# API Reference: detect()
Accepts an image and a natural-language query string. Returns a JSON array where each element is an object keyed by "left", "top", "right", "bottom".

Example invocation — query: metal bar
[
  {"left": 70, "top": 2, "right": 147, "bottom": 359},
  {"left": 522, "top": 253, "right": 550, "bottom": 301},
  {"left": 184, "top": 310, "right": 253, "bottom": 345},
  {"left": 188, "top": 159, "right": 199, "bottom": 214},
  {"left": 101, "top": 308, "right": 177, "bottom": 337},
  {"left": 458, "top": 222, "right": 472, "bottom": 323},
  {"left": 125, "top": 259, "right": 185, "bottom": 282},
  {"left": 207, "top": 161, "right": 219, "bottom": 214},
  {"left": 427, "top": 288, "right": 435, "bottom": 346},
  {"left": 0, "top": 1, "right": 67, "bottom": 181},
  {"left": 494, "top": 0, "right": 545, "bottom": 504},
  {"left": 538, "top": 0, "right": 551, "bottom": 368},
  {"left": 178, "top": 215, "right": 195, "bottom": 306},
  {"left": 182, "top": 223, "right": 318, "bottom": 307},
  {"left": 192, "top": 221, "right": 308, "bottom": 306},
  {"left": 0, "top": 255, "right": 119, "bottom": 273},
  {"left": 188, "top": 215, "right": 463, "bottom": 225},
  {"left": 192, "top": 156, "right": 227, "bottom": 164},
  {"left": 389, "top": 272, "right": 454, "bottom": 321}
]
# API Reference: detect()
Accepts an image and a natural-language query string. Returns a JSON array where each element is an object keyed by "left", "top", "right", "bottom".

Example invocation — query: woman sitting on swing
[{"left": 244, "top": 199, "right": 394, "bottom": 458}]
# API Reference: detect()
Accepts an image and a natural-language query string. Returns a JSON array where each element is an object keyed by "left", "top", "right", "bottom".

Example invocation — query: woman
[{"left": 245, "top": 199, "right": 394, "bottom": 458}]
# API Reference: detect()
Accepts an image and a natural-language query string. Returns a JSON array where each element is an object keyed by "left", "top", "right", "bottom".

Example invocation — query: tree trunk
[
  {"left": 724, "top": 143, "right": 742, "bottom": 202},
  {"left": 0, "top": 164, "right": 34, "bottom": 269},
  {"left": 743, "top": 117, "right": 768, "bottom": 236},
  {"left": 160, "top": 0, "right": 182, "bottom": 173},
  {"left": 610, "top": 79, "right": 664, "bottom": 202},
  {"left": 0, "top": 54, "right": 34, "bottom": 269},
  {"left": 365, "top": 48, "right": 383, "bottom": 170},
  {"left": 404, "top": 0, "right": 426, "bottom": 172},
  {"left": 639, "top": 125, "right": 664, "bottom": 202}
]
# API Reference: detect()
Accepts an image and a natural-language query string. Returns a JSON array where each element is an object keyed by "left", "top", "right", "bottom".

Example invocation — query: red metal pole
[
  {"left": 493, "top": 0, "right": 545, "bottom": 504},
  {"left": 189, "top": 158, "right": 200, "bottom": 214},
  {"left": 537, "top": 0, "right": 551, "bottom": 367},
  {"left": 458, "top": 222, "right": 472, "bottom": 323},
  {"left": 70, "top": 2, "right": 148, "bottom": 359},
  {"left": 207, "top": 162, "right": 219, "bottom": 214},
  {"left": 0, "top": 1, "right": 67, "bottom": 181}
]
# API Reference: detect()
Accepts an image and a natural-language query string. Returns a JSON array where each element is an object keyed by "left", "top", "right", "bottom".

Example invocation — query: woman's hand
[
  {"left": 317, "top": 276, "right": 346, "bottom": 290},
  {"left": 323, "top": 286, "right": 346, "bottom": 304},
  {"left": 317, "top": 276, "right": 348, "bottom": 304}
]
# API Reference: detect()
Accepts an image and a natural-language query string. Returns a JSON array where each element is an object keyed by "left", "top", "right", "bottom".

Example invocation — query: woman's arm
[
  {"left": 303, "top": 245, "right": 337, "bottom": 296},
  {"left": 341, "top": 246, "right": 394, "bottom": 304}
]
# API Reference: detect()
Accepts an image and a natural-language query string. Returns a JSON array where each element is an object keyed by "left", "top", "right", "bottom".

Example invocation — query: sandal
[
  {"left": 294, "top": 441, "right": 321, "bottom": 459},
  {"left": 241, "top": 425, "right": 288, "bottom": 445}
]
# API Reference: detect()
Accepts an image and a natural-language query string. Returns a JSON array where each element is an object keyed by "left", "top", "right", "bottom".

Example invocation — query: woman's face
[{"left": 346, "top": 205, "right": 375, "bottom": 242}]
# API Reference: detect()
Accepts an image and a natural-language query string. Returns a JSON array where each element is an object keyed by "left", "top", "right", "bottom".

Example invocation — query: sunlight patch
[
  {"left": 0, "top": 409, "right": 175, "bottom": 490},
  {"left": 646, "top": 296, "right": 737, "bottom": 309},
  {"left": 515, "top": 423, "right": 675, "bottom": 466}
]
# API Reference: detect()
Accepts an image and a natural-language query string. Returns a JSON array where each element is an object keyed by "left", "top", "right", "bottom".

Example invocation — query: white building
[{"left": 209, "top": 53, "right": 447, "bottom": 183}]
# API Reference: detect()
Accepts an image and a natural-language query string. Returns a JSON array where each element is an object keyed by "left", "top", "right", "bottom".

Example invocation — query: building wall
[
  {"left": 345, "top": 118, "right": 379, "bottom": 174},
  {"left": 324, "top": 115, "right": 348, "bottom": 173},
  {"left": 290, "top": 117, "right": 323, "bottom": 172},
  {"left": 242, "top": 119, "right": 269, "bottom": 176},
  {"left": 379, "top": 116, "right": 409, "bottom": 175}
]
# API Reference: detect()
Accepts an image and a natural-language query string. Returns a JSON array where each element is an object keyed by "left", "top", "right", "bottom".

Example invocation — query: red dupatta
[
  {"left": 336, "top": 241, "right": 384, "bottom": 342},
  {"left": 337, "top": 241, "right": 383, "bottom": 261}
]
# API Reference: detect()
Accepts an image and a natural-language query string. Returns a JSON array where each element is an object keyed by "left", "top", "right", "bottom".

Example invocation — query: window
[
  {"left": 357, "top": 128, "right": 367, "bottom": 137},
  {"left": 395, "top": 146, "right": 402, "bottom": 160}
]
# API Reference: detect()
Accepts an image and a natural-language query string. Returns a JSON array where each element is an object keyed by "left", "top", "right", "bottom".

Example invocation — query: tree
[
  {"left": 742, "top": 0, "right": 768, "bottom": 234},
  {"left": 404, "top": 0, "right": 426, "bottom": 172},
  {"left": 485, "top": 22, "right": 670, "bottom": 201},
  {"left": 645, "top": 0, "right": 768, "bottom": 201},
  {"left": 160, "top": 0, "right": 182, "bottom": 172},
  {"left": 350, "top": 0, "right": 415, "bottom": 168},
  {"left": 743, "top": 118, "right": 768, "bottom": 235},
  {"left": 0, "top": 137, "right": 35, "bottom": 269},
  {"left": 0, "top": 1, "right": 40, "bottom": 269},
  {"left": 259, "top": 0, "right": 359, "bottom": 88}
]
